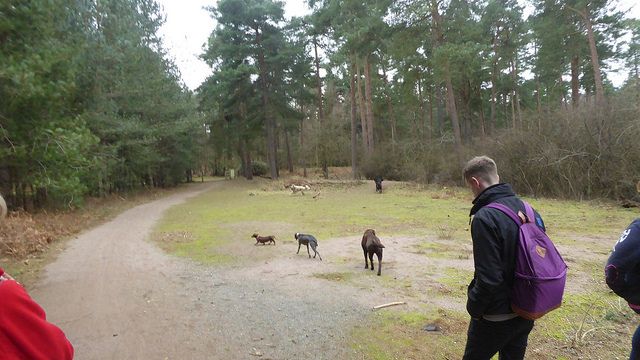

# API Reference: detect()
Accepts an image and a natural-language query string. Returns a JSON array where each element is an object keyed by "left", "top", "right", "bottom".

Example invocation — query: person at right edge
[
  {"left": 462, "top": 156, "right": 546, "bottom": 360},
  {"left": 606, "top": 218, "right": 640, "bottom": 360}
]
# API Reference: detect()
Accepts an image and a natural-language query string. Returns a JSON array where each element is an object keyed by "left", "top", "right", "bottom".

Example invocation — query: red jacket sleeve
[{"left": 0, "top": 280, "right": 74, "bottom": 360}]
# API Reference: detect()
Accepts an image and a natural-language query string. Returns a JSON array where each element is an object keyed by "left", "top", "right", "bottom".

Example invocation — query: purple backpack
[{"left": 486, "top": 201, "right": 567, "bottom": 320}]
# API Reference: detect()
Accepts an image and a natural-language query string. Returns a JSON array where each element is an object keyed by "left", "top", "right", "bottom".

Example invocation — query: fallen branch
[{"left": 373, "top": 301, "right": 406, "bottom": 310}]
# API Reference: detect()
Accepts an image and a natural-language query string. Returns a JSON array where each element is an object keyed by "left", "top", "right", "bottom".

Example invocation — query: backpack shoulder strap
[
  {"left": 522, "top": 201, "right": 536, "bottom": 224},
  {"left": 485, "top": 203, "right": 523, "bottom": 225}
]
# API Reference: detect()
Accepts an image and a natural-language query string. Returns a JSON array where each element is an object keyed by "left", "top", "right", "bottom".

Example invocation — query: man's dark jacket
[
  {"left": 467, "top": 183, "right": 545, "bottom": 319},
  {"left": 606, "top": 218, "right": 640, "bottom": 311}
]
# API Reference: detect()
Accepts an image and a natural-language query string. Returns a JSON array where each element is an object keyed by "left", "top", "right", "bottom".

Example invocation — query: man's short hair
[{"left": 463, "top": 156, "right": 499, "bottom": 184}]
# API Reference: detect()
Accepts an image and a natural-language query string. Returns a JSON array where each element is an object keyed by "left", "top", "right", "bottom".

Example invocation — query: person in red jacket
[
  {"left": 0, "top": 267, "right": 74, "bottom": 359},
  {"left": 0, "top": 193, "right": 73, "bottom": 359}
]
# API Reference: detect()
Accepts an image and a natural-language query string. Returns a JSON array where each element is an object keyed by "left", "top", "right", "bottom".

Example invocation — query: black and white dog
[{"left": 294, "top": 233, "right": 322, "bottom": 261}]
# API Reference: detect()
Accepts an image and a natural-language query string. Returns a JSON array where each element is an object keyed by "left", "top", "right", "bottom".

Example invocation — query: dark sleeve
[
  {"left": 0, "top": 281, "right": 74, "bottom": 360},
  {"left": 606, "top": 219, "right": 640, "bottom": 303},
  {"left": 467, "top": 215, "right": 505, "bottom": 318}
]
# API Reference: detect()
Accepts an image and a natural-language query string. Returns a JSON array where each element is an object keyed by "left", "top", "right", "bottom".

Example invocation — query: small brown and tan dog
[
  {"left": 252, "top": 233, "right": 276, "bottom": 245},
  {"left": 361, "top": 229, "right": 385, "bottom": 276}
]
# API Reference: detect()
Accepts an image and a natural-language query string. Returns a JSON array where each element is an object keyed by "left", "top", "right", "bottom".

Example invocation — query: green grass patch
[
  {"left": 523, "top": 196, "right": 637, "bottom": 240},
  {"left": 436, "top": 267, "right": 474, "bottom": 298},
  {"left": 313, "top": 272, "right": 353, "bottom": 282},
  {"left": 528, "top": 290, "right": 638, "bottom": 358},
  {"left": 413, "top": 240, "right": 472, "bottom": 260},
  {"left": 350, "top": 308, "right": 469, "bottom": 360}
]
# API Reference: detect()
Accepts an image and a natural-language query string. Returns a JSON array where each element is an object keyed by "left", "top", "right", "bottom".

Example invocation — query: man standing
[
  {"left": 462, "top": 156, "right": 545, "bottom": 360},
  {"left": 605, "top": 218, "right": 640, "bottom": 359}
]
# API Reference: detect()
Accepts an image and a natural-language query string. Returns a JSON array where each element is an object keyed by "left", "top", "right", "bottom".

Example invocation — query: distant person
[
  {"left": 0, "top": 194, "right": 74, "bottom": 359},
  {"left": 374, "top": 176, "right": 383, "bottom": 193},
  {"left": 605, "top": 218, "right": 640, "bottom": 360},
  {"left": 462, "top": 156, "right": 546, "bottom": 360}
]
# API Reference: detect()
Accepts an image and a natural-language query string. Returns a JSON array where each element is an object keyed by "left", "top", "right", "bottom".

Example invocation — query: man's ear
[{"left": 469, "top": 176, "right": 480, "bottom": 188}]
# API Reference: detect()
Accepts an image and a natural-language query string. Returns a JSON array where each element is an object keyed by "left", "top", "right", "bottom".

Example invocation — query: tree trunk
[
  {"left": 245, "top": 140, "right": 253, "bottom": 180},
  {"left": 356, "top": 58, "right": 369, "bottom": 154},
  {"left": 417, "top": 70, "right": 425, "bottom": 138},
  {"left": 431, "top": 0, "right": 462, "bottom": 154},
  {"left": 514, "top": 56, "right": 523, "bottom": 129},
  {"left": 510, "top": 60, "right": 517, "bottom": 129},
  {"left": 284, "top": 129, "right": 293, "bottom": 173},
  {"left": 582, "top": 7, "right": 605, "bottom": 105},
  {"left": 490, "top": 33, "right": 498, "bottom": 135},
  {"left": 363, "top": 54, "right": 375, "bottom": 154},
  {"left": 510, "top": 93, "right": 516, "bottom": 129},
  {"left": 300, "top": 105, "right": 307, "bottom": 178},
  {"left": 428, "top": 80, "right": 434, "bottom": 139},
  {"left": 350, "top": 60, "right": 358, "bottom": 179},
  {"left": 313, "top": 36, "right": 328, "bottom": 179},
  {"left": 444, "top": 67, "right": 463, "bottom": 150},
  {"left": 536, "top": 78, "right": 542, "bottom": 133},
  {"left": 381, "top": 65, "right": 396, "bottom": 151},
  {"left": 571, "top": 54, "right": 580, "bottom": 108},
  {"left": 255, "top": 27, "right": 277, "bottom": 179},
  {"left": 238, "top": 138, "right": 251, "bottom": 180},
  {"left": 476, "top": 85, "right": 486, "bottom": 138},
  {"left": 436, "top": 85, "right": 444, "bottom": 135}
]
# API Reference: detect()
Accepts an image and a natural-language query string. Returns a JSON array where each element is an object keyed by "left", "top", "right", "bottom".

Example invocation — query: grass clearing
[
  {"left": 151, "top": 180, "right": 473, "bottom": 263},
  {"left": 152, "top": 178, "right": 638, "bottom": 359}
]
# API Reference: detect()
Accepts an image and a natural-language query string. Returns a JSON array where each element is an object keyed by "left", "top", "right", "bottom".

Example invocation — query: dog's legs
[
  {"left": 368, "top": 252, "right": 374, "bottom": 271},
  {"left": 376, "top": 250, "right": 383, "bottom": 276},
  {"left": 306, "top": 244, "right": 311, "bottom": 258},
  {"left": 363, "top": 247, "right": 369, "bottom": 269},
  {"left": 297, "top": 242, "right": 301, "bottom": 254},
  {"left": 313, "top": 247, "right": 322, "bottom": 261}
]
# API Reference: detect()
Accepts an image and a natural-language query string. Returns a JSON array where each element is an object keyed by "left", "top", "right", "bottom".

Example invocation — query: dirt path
[{"left": 31, "top": 181, "right": 421, "bottom": 360}]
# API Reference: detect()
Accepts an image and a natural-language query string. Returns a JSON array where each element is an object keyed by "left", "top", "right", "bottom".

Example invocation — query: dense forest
[{"left": 1, "top": 0, "right": 639, "bottom": 210}]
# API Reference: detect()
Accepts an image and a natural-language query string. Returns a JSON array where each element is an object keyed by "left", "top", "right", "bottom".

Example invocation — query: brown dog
[
  {"left": 362, "top": 229, "right": 385, "bottom": 276},
  {"left": 252, "top": 233, "right": 276, "bottom": 245}
]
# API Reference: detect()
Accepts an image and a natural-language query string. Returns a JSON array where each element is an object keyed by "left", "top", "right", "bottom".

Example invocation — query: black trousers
[{"left": 462, "top": 316, "right": 534, "bottom": 360}]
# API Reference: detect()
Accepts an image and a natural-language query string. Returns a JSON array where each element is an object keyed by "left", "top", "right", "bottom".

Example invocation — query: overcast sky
[{"left": 156, "top": 0, "right": 640, "bottom": 90}]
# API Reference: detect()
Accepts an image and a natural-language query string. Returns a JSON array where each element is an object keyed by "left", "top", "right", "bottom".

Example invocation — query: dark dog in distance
[
  {"left": 294, "top": 233, "right": 322, "bottom": 260},
  {"left": 374, "top": 176, "right": 383, "bottom": 193},
  {"left": 362, "top": 229, "right": 385, "bottom": 275},
  {"left": 252, "top": 233, "right": 276, "bottom": 245}
]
